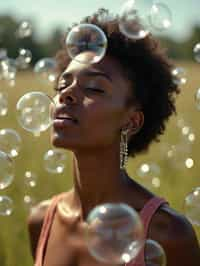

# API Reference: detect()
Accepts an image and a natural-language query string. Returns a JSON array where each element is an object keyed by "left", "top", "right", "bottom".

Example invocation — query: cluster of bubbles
[{"left": 0, "top": 1, "right": 199, "bottom": 265}]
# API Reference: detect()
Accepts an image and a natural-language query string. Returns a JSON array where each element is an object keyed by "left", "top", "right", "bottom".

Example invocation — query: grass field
[{"left": 0, "top": 61, "right": 199, "bottom": 266}]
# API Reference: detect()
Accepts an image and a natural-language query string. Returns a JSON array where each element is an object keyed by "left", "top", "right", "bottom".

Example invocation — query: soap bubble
[
  {"left": 66, "top": 23, "right": 107, "bottom": 64},
  {"left": 184, "top": 187, "right": 200, "bottom": 226},
  {"left": 145, "top": 239, "right": 167, "bottom": 266},
  {"left": 137, "top": 163, "right": 161, "bottom": 189},
  {"left": 34, "top": 58, "right": 58, "bottom": 84},
  {"left": 0, "top": 196, "right": 13, "bottom": 216},
  {"left": 171, "top": 67, "right": 187, "bottom": 85},
  {"left": 185, "top": 158, "right": 194, "bottom": 169},
  {"left": 195, "top": 88, "right": 200, "bottom": 110},
  {"left": 44, "top": 149, "right": 67, "bottom": 174},
  {"left": 16, "top": 48, "right": 32, "bottom": 69},
  {"left": 0, "top": 151, "right": 14, "bottom": 190},
  {"left": 85, "top": 203, "right": 144, "bottom": 264},
  {"left": 0, "top": 91, "right": 8, "bottom": 116},
  {"left": 24, "top": 171, "right": 37, "bottom": 188},
  {"left": 149, "top": 3, "right": 172, "bottom": 31},
  {"left": 0, "top": 129, "right": 21, "bottom": 157},
  {"left": 119, "top": 0, "right": 151, "bottom": 40},
  {"left": 16, "top": 21, "right": 32, "bottom": 38},
  {"left": 23, "top": 195, "right": 36, "bottom": 210},
  {"left": 16, "top": 91, "right": 54, "bottom": 134},
  {"left": 193, "top": 43, "right": 200, "bottom": 63},
  {"left": 1, "top": 58, "right": 17, "bottom": 81},
  {"left": 0, "top": 49, "right": 7, "bottom": 62}
]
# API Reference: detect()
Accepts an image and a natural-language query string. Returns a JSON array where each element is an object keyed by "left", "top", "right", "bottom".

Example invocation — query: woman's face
[{"left": 51, "top": 52, "right": 134, "bottom": 152}]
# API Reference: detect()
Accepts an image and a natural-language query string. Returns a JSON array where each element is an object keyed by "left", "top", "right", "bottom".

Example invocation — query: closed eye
[{"left": 85, "top": 87, "right": 104, "bottom": 93}]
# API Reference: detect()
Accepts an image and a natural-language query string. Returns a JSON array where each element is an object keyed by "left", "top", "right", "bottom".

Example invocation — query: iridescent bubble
[
  {"left": 149, "top": 3, "right": 172, "bottom": 31},
  {"left": 85, "top": 203, "right": 144, "bottom": 264},
  {"left": 44, "top": 149, "right": 67, "bottom": 174},
  {"left": 0, "top": 196, "right": 13, "bottom": 216},
  {"left": 137, "top": 163, "right": 161, "bottom": 189},
  {"left": 16, "top": 91, "right": 54, "bottom": 134},
  {"left": 0, "top": 91, "right": 8, "bottom": 116},
  {"left": 184, "top": 187, "right": 200, "bottom": 226},
  {"left": 171, "top": 67, "right": 187, "bottom": 86},
  {"left": 145, "top": 239, "right": 167, "bottom": 266},
  {"left": 24, "top": 171, "right": 37, "bottom": 188},
  {"left": 119, "top": 0, "right": 151, "bottom": 40},
  {"left": 17, "top": 21, "right": 32, "bottom": 38},
  {"left": 66, "top": 23, "right": 108, "bottom": 64},
  {"left": 16, "top": 48, "right": 32, "bottom": 69},
  {"left": 0, "top": 129, "right": 21, "bottom": 158},
  {"left": 34, "top": 58, "right": 58, "bottom": 84},
  {"left": 195, "top": 88, "right": 200, "bottom": 110},
  {"left": 193, "top": 43, "right": 200, "bottom": 63},
  {"left": 0, "top": 151, "right": 14, "bottom": 190}
]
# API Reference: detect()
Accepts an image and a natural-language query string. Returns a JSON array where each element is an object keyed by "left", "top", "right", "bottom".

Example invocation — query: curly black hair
[{"left": 54, "top": 8, "right": 180, "bottom": 157}]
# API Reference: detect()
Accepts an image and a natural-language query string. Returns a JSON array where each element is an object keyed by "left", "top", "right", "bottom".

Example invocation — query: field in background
[{"left": 0, "top": 61, "right": 199, "bottom": 266}]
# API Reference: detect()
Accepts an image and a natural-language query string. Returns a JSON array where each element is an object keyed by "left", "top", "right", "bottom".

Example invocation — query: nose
[{"left": 58, "top": 81, "right": 78, "bottom": 105}]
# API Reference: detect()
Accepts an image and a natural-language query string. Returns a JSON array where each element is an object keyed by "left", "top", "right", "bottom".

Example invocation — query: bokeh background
[{"left": 0, "top": 0, "right": 200, "bottom": 265}]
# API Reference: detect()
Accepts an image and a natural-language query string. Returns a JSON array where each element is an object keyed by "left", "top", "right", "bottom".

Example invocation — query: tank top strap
[
  {"left": 35, "top": 193, "right": 65, "bottom": 266},
  {"left": 126, "top": 197, "right": 168, "bottom": 266},
  {"left": 140, "top": 197, "right": 168, "bottom": 237}
]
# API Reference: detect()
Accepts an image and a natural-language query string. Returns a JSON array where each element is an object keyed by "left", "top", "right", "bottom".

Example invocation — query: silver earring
[{"left": 120, "top": 129, "right": 129, "bottom": 169}]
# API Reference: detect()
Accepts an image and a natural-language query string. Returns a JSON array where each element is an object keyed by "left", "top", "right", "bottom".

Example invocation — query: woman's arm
[{"left": 149, "top": 206, "right": 200, "bottom": 266}]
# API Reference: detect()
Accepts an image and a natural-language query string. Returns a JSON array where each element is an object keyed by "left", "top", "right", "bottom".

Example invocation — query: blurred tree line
[{"left": 0, "top": 14, "right": 200, "bottom": 64}]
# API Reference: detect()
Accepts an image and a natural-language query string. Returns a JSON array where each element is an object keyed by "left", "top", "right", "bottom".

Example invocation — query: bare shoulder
[
  {"left": 149, "top": 204, "right": 200, "bottom": 266},
  {"left": 27, "top": 198, "right": 53, "bottom": 259}
]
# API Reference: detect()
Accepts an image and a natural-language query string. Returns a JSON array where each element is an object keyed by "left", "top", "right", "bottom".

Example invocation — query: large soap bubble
[
  {"left": 119, "top": 0, "right": 151, "bottom": 40},
  {"left": 149, "top": 3, "right": 172, "bottom": 31},
  {"left": 16, "top": 91, "right": 54, "bottom": 134},
  {"left": 85, "top": 203, "right": 144, "bottom": 264},
  {"left": 66, "top": 23, "right": 108, "bottom": 64},
  {"left": 0, "top": 151, "right": 14, "bottom": 190},
  {"left": 0, "top": 129, "right": 21, "bottom": 158}
]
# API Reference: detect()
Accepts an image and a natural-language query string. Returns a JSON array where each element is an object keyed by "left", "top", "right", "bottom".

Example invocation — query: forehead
[{"left": 63, "top": 53, "right": 131, "bottom": 92}]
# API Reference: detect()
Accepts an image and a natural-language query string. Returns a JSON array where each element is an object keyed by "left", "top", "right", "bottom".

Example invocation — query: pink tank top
[{"left": 34, "top": 194, "right": 167, "bottom": 266}]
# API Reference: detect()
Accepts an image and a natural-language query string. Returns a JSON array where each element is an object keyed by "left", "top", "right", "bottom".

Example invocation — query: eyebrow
[{"left": 61, "top": 69, "right": 112, "bottom": 83}]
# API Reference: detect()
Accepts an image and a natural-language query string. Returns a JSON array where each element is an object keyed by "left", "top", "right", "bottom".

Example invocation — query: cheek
[{"left": 82, "top": 99, "right": 124, "bottom": 141}]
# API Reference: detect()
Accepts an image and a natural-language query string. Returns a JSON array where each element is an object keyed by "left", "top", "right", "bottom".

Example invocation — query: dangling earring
[{"left": 120, "top": 129, "right": 129, "bottom": 169}]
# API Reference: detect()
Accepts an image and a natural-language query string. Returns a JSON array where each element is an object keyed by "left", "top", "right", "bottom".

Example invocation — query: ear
[{"left": 122, "top": 109, "right": 144, "bottom": 139}]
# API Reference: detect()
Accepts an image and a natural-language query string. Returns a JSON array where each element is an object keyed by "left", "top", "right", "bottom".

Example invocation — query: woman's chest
[{"left": 43, "top": 213, "right": 119, "bottom": 266}]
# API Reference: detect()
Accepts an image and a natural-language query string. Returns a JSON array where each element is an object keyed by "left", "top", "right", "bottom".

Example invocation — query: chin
[{"left": 51, "top": 134, "right": 76, "bottom": 151}]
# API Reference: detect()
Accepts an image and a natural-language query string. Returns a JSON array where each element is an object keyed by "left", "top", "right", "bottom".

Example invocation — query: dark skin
[{"left": 27, "top": 53, "right": 200, "bottom": 266}]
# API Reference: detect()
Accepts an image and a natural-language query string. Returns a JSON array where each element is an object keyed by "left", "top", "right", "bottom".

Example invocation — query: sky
[{"left": 0, "top": 0, "right": 200, "bottom": 41}]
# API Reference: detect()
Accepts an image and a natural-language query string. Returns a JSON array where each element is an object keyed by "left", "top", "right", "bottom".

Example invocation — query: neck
[{"left": 70, "top": 146, "right": 128, "bottom": 219}]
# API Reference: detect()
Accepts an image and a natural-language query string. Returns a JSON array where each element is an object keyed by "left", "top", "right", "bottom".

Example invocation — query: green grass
[{"left": 0, "top": 62, "right": 200, "bottom": 266}]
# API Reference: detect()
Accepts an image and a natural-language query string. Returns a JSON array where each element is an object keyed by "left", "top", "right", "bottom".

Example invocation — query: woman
[{"left": 28, "top": 9, "right": 200, "bottom": 266}]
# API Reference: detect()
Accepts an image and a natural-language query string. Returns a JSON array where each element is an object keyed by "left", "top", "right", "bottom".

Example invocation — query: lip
[
  {"left": 53, "top": 107, "right": 78, "bottom": 123},
  {"left": 53, "top": 118, "right": 77, "bottom": 128}
]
